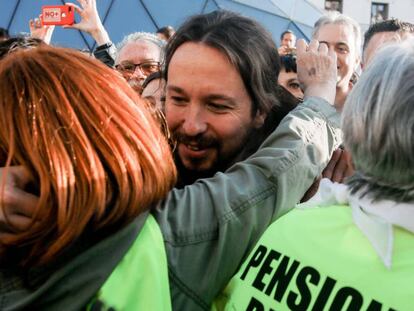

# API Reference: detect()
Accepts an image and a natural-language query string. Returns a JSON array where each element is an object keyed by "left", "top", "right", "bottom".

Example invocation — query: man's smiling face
[{"left": 165, "top": 42, "right": 263, "bottom": 173}]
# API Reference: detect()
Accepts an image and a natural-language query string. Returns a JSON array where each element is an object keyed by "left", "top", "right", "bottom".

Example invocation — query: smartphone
[
  {"left": 287, "top": 47, "right": 297, "bottom": 55},
  {"left": 41, "top": 5, "right": 74, "bottom": 26}
]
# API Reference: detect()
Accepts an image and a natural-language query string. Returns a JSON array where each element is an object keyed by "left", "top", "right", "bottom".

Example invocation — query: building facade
[{"left": 309, "top": 0, "right": 414, "bottom": 34}]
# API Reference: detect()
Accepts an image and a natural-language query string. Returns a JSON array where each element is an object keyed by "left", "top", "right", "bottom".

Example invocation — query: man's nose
[
  {"left": 131, "top": 66, "right": 147, "bottom": 81},
  {"left": 181, "top": 107, "right": 208, "bottom": 136}
]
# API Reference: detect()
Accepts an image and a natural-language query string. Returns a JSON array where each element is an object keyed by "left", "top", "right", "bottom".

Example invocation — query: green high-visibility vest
[
  {"left": 88, "top": 214, "right": 171, "bottom": 311},
  {"left": 215, "top": 205, "right": 414, "bottom": 311}
]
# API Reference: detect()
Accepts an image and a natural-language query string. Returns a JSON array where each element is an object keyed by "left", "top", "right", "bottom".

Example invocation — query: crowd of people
[{"left": 0, "top": 0, "right": 413, "bottom": 310}]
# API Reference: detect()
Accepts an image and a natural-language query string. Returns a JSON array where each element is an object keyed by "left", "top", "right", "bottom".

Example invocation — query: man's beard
[
  {"left": 173, "top": 151, "right": 229, "bottom": 188},
  {"left": 127, "top": 78, "right": 143, "bottom": 93},
  {"left": 172, "top": 127, "right": 256, "bottom": 188}
]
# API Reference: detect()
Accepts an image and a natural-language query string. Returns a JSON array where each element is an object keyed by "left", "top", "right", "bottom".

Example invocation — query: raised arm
[
  {"left": 64, "top": 0, "right": 116, "bottom": 66},
  {"left": 29, "top": 15, "right": 55, "bottom": 44},
  {"left": 64, "top": 0, "right": 110, "bottom": 46}
]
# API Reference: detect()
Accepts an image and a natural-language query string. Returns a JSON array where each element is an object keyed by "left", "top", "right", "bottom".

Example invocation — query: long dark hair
[{"left": 164, "top": 10, "right": 281, "bottom": 117}]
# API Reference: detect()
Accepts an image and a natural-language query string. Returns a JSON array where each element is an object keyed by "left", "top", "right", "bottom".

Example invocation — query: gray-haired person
[
  {"left": 312, "top": 12, "right": 361, "bottom": 109},
  {"left": 114, "top": 32, "right": 164, "bottom": 92},
  {"left": 215, "top": 38, "right": 414, "bottom": 311}
]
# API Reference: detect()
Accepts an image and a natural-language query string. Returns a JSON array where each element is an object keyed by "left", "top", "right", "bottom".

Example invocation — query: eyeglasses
[{"left": 115, "top": 61, "right": 160, "bottom": 75}]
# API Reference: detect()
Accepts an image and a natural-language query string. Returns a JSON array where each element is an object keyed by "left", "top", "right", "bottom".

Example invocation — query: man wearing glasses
[
  {"left": 312, "top": 12, "right": 361, "bottom": 109},
  {"left": 114, "top": 32, "right": 163, "bottom": 93}
]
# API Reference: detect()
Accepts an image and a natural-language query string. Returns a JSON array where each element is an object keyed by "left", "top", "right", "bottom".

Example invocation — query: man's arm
[
  {"left": 154, "top": 97, "right": 341, "bottom": 310},
  {"left": 153, "top": 39, "right": 341, "bottom": 310},
  {"left": 64, "top": 0, "right": 116, "bottom": 67}
]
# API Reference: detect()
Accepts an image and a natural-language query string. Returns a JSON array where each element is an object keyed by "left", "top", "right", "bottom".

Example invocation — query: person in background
[
  {"left": 215, "top": 38, "right": 414, "bottom": 311},
  {"left": 142, "top": 71, "right": 166, "bottom": 110},
  {"left": 141, "top": 71, "right": 171, "bottom": 144},
  {"left": 278, "top": 30, "right": 296, "bottom": 56},
  {"left": 298, "top": 12, "right": 359, "bottom": 201},
  {"left": 157, "top": 25, "right": 176, "bottom": 41},
  {"left": 362, "top": 18, "right": 414, "bottom": 67},
  {"left": 312, "top": 12, "right": 361, "bottom": 110},
  {"left": 278, "top": 54, "right": 303, "bottom": 100},
  {"left": 114, "top": 32, "right": 164, "bottom": 93}
]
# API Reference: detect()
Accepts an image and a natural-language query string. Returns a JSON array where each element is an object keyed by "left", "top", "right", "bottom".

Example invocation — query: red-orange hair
[{"left": 0, "top": 46, "right": 177, "bottom": 267}]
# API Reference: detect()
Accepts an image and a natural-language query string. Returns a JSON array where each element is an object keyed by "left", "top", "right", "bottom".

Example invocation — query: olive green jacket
[{"left": 155, "top": 97, "right": 342, "bottom": 310}]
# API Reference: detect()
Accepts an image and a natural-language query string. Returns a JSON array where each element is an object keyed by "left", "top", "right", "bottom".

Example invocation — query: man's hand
[
  {"left": 296, "top": 39, "right": 337, "bottom": 105},
  {"left": 29, "top": 15, "right": 55, "bottom": 44},
  {"left": 64, "top": 0, "right": 111, "bottom": 46},
  {"left": 322, "top": 148, "right": 354, "bottom": 183},
  {"left": 0, "top": 166, "right": 39, "bottom": 240},
  {"left": 301, "top": 148, "right": 354, "bottom": 202}
]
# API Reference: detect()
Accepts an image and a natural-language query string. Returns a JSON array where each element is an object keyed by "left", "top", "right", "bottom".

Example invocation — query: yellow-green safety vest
[
  {"left": 88, "top": 214, "right": 171, "bottom": 311},
  {"left": 215, "top": 205, "right": 414, "bottom": 311}
]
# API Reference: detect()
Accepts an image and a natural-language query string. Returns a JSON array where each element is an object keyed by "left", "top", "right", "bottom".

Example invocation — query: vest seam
[{"left": 169, "top": 267, "right": 209, "bottom": 310}]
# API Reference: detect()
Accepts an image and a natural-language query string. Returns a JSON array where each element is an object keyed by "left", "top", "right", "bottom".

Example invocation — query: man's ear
[{"left": 253, "top": 110, "right": 266, "bottom": 129}]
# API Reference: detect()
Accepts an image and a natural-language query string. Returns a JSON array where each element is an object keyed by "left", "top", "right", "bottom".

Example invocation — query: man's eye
[
  {"left": 142, "top": 64, "right": 159, "bottom": 72},
  {"left": 207, "top": 102, "right": 230, "bottom": 112},
  {"left": 170, "top": 96, "right": 186, "bottom": 105},
  {"left": 119, "top": 64, "right": 135, "bottom": 71},
  {"left": 337, "top": 46, "right": 349, "bottom": 53}
]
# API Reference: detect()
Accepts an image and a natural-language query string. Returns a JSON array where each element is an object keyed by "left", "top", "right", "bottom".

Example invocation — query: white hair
[
  {"left": 115, "top": 32, "right": 165, "bottom": 63},
  {"left": 312, "top": 12, "right": 362, "bottom": 57},
  {"left": 342, "top": 38, "right": 414, "bottom": 202}
]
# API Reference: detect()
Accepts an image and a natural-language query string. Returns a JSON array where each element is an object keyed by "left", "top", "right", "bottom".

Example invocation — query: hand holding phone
[
  {"left": 62, "top": 1, "right": 111, "bottom": 46},
  {"left": 30, "top": 14, "right": 55, "bottom": 44},
  {"left": 41, "top": 5, "right": 75, "bottom": 26}
]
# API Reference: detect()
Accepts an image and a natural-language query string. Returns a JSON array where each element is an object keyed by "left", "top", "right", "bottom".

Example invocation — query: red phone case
[{"left": 41, "top": 5, "right": 74, "bottom": 26}]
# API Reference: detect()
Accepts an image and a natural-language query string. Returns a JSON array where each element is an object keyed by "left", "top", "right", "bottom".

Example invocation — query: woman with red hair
[{"left": 0, "top": 46, "right": 176, "bottom": 310}]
